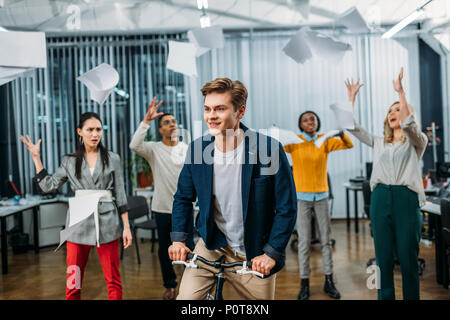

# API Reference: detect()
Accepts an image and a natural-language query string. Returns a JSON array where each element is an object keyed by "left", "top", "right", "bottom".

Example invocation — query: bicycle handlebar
[
  {"left": 172, "top": 253, "right": 264, "bottom": 278},
  {"left": 187, "top": 253, "right": 253, "bottom": 269}
]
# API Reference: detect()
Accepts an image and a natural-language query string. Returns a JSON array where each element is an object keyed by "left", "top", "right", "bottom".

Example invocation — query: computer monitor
[
  {"left": 366, "top": 162, "right": 373, "bottom": 180},
  {"left": 429, "top": 169, "right": 438, "bottom": 185},
  {"left": 436, "top": 162, "right": 450, "bottom": 179},
  {"left": 2, "top": 180, "right": 16, "bottom": 198}
]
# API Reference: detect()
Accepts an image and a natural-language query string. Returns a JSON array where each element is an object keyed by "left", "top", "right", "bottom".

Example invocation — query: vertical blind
[{"left": 11, "top": 32, "right": 188, "bottom": 195}]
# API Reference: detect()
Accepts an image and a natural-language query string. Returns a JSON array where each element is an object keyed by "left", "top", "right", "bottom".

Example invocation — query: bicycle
[{"left": 172, "top": 252, "right": 264, "bottom": 300}]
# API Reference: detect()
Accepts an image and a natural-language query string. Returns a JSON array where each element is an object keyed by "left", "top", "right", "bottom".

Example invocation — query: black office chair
[
  {"left": 362, "top": 180, "right": 425, "bottom": 275},
  {"left": 120, "top": 196, "right": 157, "bottom": 264},
  {"left": 440, "top": 198, "right": 450, "bottom": 289},
  {"left": 290, "top": 173, "right": 336, "bottom": 251},
  {"left": 362, "top": 180, "right": 377, "bottom": 267}
]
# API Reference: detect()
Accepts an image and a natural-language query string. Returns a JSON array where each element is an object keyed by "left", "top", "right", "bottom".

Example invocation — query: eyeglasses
[{"left": 162, "top": 119, "right": 177, "bottom": 126}]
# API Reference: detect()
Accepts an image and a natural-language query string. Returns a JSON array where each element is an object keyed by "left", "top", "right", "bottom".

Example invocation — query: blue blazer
[{"left": 171, "top": 123, "right": 297, "bottom": 275}]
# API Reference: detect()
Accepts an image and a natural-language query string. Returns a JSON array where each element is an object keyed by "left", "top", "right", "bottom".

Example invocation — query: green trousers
[{"left": 370, "top": 184, "right": 422, "bottom": 300}]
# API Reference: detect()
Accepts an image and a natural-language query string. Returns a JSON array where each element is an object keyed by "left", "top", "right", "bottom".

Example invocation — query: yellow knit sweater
[{"left": 284, "top": 133, "right": 354, "bottom": 193}]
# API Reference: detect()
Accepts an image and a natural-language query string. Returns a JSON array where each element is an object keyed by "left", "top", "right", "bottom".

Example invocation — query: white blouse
[{"left": 348, "top": 114, "right": 428, "bottom": 206}]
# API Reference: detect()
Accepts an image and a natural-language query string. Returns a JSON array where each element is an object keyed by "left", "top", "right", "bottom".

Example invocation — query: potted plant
[
  {"left": 129, "top": 133, "right": 154, "bottom": 188},
  {"left": 136, "top": 154, "right": 153, "bottom": 188}
]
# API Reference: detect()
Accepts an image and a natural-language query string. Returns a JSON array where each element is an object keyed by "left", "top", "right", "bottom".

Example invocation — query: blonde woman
[{"left": 346, "top": 69, "right": 427, "bottom": 300}]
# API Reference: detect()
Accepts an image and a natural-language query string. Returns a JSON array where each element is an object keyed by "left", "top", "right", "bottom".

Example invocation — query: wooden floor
[{"left": 0, "top": 220, "right": 448, "bottom": 300}]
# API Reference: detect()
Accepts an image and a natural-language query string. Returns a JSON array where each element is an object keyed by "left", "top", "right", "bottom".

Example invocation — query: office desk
[
  {"left": 421, "top": 201, "right": 449, "bottom": 290},
  {"left": 0, "top": 196, "right": 68, "bottom": 275},
  {"left": 343, "top": 182, "right": 363, "bottom": 233}
]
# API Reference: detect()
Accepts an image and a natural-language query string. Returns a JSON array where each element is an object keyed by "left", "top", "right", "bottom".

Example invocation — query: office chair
[
  {"left": 120, "top": 196, "right": 157, "bottom": 264},
  {"left": 362, "top": 180, "right": 425, "bottom": 275},
  {"left": 440, "top": 198, "right": 450, "bottom": 289},
  {"left": 290, "top": 173, "right": 336, "bottom": 251},
  {"left": 362, "top": 180, "right": 377, "bottom": 267}
]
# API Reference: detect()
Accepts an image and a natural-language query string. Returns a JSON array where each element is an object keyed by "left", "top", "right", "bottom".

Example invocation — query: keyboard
[{"left": 427, "top": 196, "right": 441, "bottom": 205}]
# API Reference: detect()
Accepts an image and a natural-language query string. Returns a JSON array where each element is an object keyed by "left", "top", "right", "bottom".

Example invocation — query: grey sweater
[{"left": 348, "top": 114, "right": 428, "bottom": 206}]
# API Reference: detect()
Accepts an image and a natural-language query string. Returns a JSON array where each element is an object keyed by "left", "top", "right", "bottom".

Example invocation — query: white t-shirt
[
  {"left": 89, "top": 167, "right": 95, "bottom": 176},
  {"left": 129, "top": 122, "right": 188, "bottom": 213},
  {"left": 212, "top": 141, "right": 245, "bottom": 255}
]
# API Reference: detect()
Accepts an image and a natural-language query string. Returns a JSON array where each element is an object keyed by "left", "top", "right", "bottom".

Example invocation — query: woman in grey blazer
[{"left": 21, "top": 112, "right": 132, "bottom": 300}]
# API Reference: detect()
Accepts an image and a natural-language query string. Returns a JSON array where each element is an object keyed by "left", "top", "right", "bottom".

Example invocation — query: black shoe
[
  {"left": 324, "top": 274, "right": 341, "bottom": 299},
  {"left": 297, "top": 279, "right": 310, "bottom": 300}
]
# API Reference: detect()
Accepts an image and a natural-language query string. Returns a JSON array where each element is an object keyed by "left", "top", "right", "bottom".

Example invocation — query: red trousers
[{"left": 66, "top": 239, "right": 122, "bottom": 300}]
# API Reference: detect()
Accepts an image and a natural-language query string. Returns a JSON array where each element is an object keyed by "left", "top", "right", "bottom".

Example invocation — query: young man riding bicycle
[{"left": 168, "top": 78, "right": 297, "bottom": 300}]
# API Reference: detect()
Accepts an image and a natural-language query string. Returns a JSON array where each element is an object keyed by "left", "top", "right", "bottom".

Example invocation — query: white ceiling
[{"left": 0, "top": 0, "right": 449, "bottom": 35}]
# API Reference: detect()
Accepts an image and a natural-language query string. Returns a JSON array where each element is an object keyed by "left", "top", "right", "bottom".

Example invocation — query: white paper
[
  {"left": 187, "top": 31, "right": 211, "bottom": 57},
  {"left": 0, "top": 31, "right": 46, "bottom": 85},
  {"left": 337, "top": 6, "right": 370, "bottom": 33},
  {"left": 330, "top": 101, "right": 355, "bottom": 130},
  {"left": 290, "top": 0, "right": 310, "bottom": 19},
  {"left": 0, "top": 76, "right": 16, "bottom": 86},
  {"left": 55, "top": 213, "right": 93, "bottom": 251},
  {"left": 0, "top": 31, "right": 47, "bottom": 68},
  {"left": 315, "top": 130, "right": 340, "bottom": 148},
  {"left": 189, "top": 25, "right": 224, "bottom": 50},
  {"left": 68, "top": 193, "right": 103, "bottom": 227},
  {"left": 305, "top": 30, "right": 352, "bottom": 63},
  {"left": 0, "top": 66, "right": 35, "bottom": 85},
  {"left": 282, "top": 28, "right": 313, "bottom": 64},
  {"left": 77, "top": 63, "right": 119, "bottom": 105},
  {"left": 265, "top": 127, "right": 303, "bottom": 146},
  {"left": 166, "top": 41, "right": 198, "bottom": 77},
  {"left": 55, "top": 192, "right": 106, "bottom": 250}
]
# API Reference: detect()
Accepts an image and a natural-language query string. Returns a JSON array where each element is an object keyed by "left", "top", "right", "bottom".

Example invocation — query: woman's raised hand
[
  {"left": 392, "top": 67, "right": 404, "bottom": 93},
  {"left": 345, "top": 78, "right": 364, "bottom": 105},
  {"left": 20, "top": 135, "right": 41, "bottom": 159}
]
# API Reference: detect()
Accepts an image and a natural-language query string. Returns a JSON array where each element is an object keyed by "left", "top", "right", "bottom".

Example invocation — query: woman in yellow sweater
[{"left": 284, "top": 111, "right": 353, "bottom": 300}]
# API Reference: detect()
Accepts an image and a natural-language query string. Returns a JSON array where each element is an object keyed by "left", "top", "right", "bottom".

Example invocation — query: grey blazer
[{"left": 33, "top": 151, "right": 128, "bottom": 246}]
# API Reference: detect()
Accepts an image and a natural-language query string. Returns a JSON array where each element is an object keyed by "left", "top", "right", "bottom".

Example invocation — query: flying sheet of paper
[
  {"left": 266, "top": 127, "right": 304, "bottom": 146},
  {"left": 282, "top": 28, "right": 313, "bottom": 64},
  {"left": 305, "top": 30, "right": 352, "bottom": 63},
  {"left": 77, "top": 63, "right": 119, "bottom": 105},
  {"left": 0, "top": 66, "right": 35, "bottom": 85},
  {"left": 187, "top": 31, "right": 211, "bottom": 57},
  {"left": 189, "top": 25, "right": 224, "bottom": 50},
  {"left": 0, "top": 31, "right": 47, "bottom": 68},
  {"left": 291, "top": 0, "right": 310, "bottom": 19},
  {"left": 337, "top": 6, "right": 370, "bottom": 33},
  {"left": 330, "top": 101, "right": 355, "bottom": 130},
  {"left": 315, "top": 130, "right": 340, "bottom": 148},
  {"left": 0, "top": 31, "right": 46, "bottom": 85},
  {"left": 0, "top": 76, "right": 16, "bottom": 86},
  {"left": 166, "top": 41, "right": 198, "bottom": 77}
]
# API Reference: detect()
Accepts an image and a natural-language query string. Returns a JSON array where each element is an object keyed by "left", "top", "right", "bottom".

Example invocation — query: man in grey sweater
[{"left": 130, "top": 97, "right": 194, "bottom": 300}]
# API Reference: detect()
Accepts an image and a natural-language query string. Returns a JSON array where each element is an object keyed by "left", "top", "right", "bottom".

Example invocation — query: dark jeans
[
  {"left": 154, "top": 211, "right": 194, "bottom": 289},
  {"left": 370, "top": 184, "right": 422, "bottom": 300}
]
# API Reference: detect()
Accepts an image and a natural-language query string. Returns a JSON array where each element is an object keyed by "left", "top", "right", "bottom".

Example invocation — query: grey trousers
[{"left": 297, "top": 198, "right": 333, "bottom": 279}]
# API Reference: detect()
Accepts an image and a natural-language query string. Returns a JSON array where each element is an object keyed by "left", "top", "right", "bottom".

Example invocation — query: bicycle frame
[{"left": 213, "top": 256, "right": 226, "bottom": 300}]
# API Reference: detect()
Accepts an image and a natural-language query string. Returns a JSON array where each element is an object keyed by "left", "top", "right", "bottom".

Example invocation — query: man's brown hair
[{"left": 201, "top": 78, "right": 248, "bottom": 111}]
